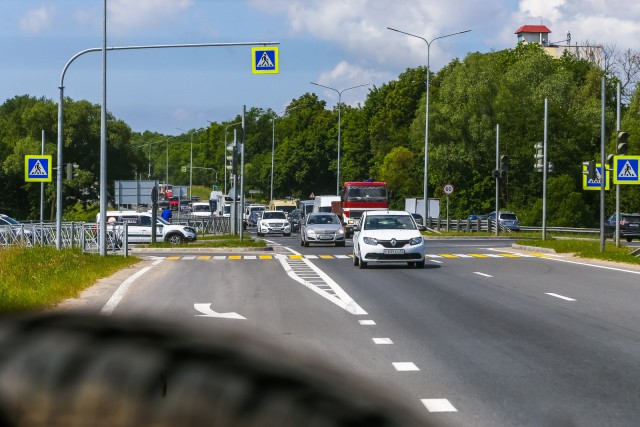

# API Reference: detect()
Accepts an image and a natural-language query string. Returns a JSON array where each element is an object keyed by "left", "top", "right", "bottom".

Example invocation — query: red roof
[{"left": 514, "top": 25, "right": 551, "bottom": 34}]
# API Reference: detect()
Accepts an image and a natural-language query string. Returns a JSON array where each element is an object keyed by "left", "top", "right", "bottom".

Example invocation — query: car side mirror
[
  {"left": 418, "top": 225, "right": 427, "bottom": 232},
  {"left": 353, "top": 225, "right": 360, "bottom": 232}
]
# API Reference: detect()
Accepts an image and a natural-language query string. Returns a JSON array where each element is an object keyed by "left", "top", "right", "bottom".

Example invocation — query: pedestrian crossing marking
[{"left": 162, "top": 253, "right": 542, "bottom": 261}]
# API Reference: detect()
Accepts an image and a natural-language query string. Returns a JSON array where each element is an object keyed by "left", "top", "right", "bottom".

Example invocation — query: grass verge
[
  {"left": 0, "top": 246, "right": 139, "bottom": 312},
  {"left": 144, "top": 234, "right": 266, "bottom": 248},
  {"left": 515, "top": 239, "right": 640, "bottom": 265}
]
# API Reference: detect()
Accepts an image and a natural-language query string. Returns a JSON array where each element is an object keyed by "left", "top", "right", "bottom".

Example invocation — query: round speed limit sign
[{"left": 443, "top": 184, "right": 454, "bottom": 195}]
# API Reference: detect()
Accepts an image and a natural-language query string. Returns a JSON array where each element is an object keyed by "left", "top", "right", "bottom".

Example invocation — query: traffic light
[
  {"left": 66, "top": 163, "right": 78, "bottom": 180},
  {"left": 587, "top": 160, "right": 597, "bottom": 181},
  {"left": 534, "top": 142, "right": 544, "bottom": 172},
  {"left": 226, "top": 143, "right": 238, "bottom": 175},
  {"left": 499, "top": 155, "right": 509, "bottom": 178},
  {"left": 617, "top": 131, "right": 629, "bottom": 155}
]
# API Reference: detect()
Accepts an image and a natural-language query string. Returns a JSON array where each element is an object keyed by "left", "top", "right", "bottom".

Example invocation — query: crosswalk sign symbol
[
  {"left": 613, "top": 156, "right": 640, "bottom": 185},
  {"left": 252, "top": 47, "right": 279, "bottom": 74},
  {"left": 25, "top": 155, "right": 52, "bottom": 182}
]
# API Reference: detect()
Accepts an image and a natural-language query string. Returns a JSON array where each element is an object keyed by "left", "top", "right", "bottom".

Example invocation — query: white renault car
[{"left": 352, "top": 210, "right": 426, "bottom": 269}]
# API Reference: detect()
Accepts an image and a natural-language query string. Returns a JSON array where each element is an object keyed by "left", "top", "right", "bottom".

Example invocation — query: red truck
[{"left": 334, "top": 181, "right": 388, "bottom": 237}]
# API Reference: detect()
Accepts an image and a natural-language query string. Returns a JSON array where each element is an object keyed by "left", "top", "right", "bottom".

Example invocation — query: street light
[
  {"left": 310, "top": 82, "right": 369, "bottom": 195},
  {"left": 177, "top": 127, "right": 204, "bottom": 200},
  {"left": 270, "top": 106, "right": 298, "bottom": 201},
  {"left": 387, "top": 26, "right": 470, "bottom": 222}
]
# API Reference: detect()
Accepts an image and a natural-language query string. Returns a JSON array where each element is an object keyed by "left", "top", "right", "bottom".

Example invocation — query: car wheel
[
  {"left": 359, "top": 259, "right": 367, "bottom": 269},
  {"left": 626, "top": 236, "right": 633, "bottom": 242},
  {"left": 167, "top": 234, "right": 184, "bottom": 244},
  {"left": 284, "top": 233, "right": 291, "bottom": 237},
  {"left": 352, "top": 253, "right": 359, "bottom": 266},
  {"left": 300, "top": 239, "right": 304, "bottom": 247},
  {"left": 304, "top": 240, "right": 309, "bottom": 247},
  {"left": 416, "top": 259, "right": 425, "bottom": 269}
]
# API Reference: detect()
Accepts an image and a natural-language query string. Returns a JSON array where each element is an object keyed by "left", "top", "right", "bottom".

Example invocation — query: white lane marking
[
  {"left": 276, "top": 254, "right": 367, "bottom": 315},
  {"left": 182, "top": 256, "right": 196, "bottom": 260},
  {"left": 373, "top": 338, "right": 393, "bottom": 344},
  {"left": 421, "top": 399, "right": 458, "bottom": 412},
  {"left": 150, "top": 256, "right": 164, "bottom": 266},
  {"left": 430, "top": 260, "right": 443, "bottom": 264},
  {"left": 100, "top": 266, "right": 152, "bottom": 315},
  {"left": 305, "top": 255, "right": 319, "bottom": 259},
  {"left": 453, "top": 254, "right": 473, "bottom": 258},
  {"left": 244, "top": 255, "right": 257, "bottom": 260},
  {"left": 545, "top": 292, "right": 577, "bottom": 302},
  {"left": 213, "top": 255, "right": 226, "bottom": 260},
  {"left": 393, "top": 362, "right": 420, "bottom": 371},
  {"left": 474, "top": 272, "right": 493, "bottom": 277},
  {"left": 194, "top": 303, "right": 246, "bottom": 319},
  {"left": 427, "top": 254, "right": 444, "bottom": 258},
  {"left": 334, "top": 255, "right": 350, "bottom": 259},
  {"left": 359, "top": 320, "right": 376, "bottom": 325}
]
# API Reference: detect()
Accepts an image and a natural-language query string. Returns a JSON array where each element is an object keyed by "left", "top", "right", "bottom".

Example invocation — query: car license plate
[
  {"left": 383, "top": 249, "right": 404, "bottom": 255},
  {"left": 319, "top": 235, "right": 333, "bottom": 240}
]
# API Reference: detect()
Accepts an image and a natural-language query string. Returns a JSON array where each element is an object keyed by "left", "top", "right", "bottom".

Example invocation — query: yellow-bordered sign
[
  {"left": 25, "top": 155, "right": 52, "bottom": 182},
  {"left": 582, "top": 163, "right": 609, "bottom": 190},
  {"left": 613, "top": 155, "right": 640, "bottom": 185},
  {"left": 251, "top": 47, "right": 279, "bottom": 74}
]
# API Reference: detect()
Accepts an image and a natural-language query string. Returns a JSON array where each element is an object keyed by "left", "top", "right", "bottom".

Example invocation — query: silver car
[{"left": 300, "top": 213, "right": 345, "bottom": 247}]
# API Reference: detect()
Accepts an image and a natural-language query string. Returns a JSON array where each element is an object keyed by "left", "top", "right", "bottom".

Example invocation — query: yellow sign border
[
  {"left": 582, "top": 163, "right": 609, "bottom": 190},
  {"left": 251, "top": 47, "right": 279, "bottom": 74},
  {"left": 25, "top": 155, "right": 52, "bottom": 182},
  {"left": 612, "top": 155, "right": 640, "bottom": 185}
]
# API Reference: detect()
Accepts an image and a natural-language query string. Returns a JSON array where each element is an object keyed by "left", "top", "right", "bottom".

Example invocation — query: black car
[
  {"left": 288, "top": 209, "right": 303, "bottom": 233},
  {"left": 605, "top": 213, "right": 640, "bottom": 242}
]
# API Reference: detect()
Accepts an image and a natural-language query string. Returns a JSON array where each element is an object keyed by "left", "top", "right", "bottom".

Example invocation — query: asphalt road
[{"left": 68, "top": 232, "right": 640, "bottom": 426}]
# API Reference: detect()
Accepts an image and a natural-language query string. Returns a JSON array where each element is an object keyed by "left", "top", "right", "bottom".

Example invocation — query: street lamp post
[
  {"left": 270, "top": 106, "right": 298, "bottom": 201},
  {"left": 387, "top": 27, "right": 470, "bottom": 223},
  {"left": 310, "top": 82, "right": 369, "bottom": 195},
  {"left": 177, "top": 128, "right": 204, "bottom": 200}
]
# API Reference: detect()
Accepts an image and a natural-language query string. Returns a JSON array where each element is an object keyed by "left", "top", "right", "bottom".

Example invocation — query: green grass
[
  {"left": 145, "top": 234, "right": 266, "bottom": 248},
  {"left": 0, "top": 246, "right": 139, "bottom": 312},
  {"left": 515, "top": 238, "right": 640, "bottom": 265}
]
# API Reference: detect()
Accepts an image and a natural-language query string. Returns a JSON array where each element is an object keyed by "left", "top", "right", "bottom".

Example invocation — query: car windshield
[
  {"left": 0, "top": 216, "right": 20, "bottom": 225},
  {"left": 307, "top": 214, "right": 339, "bottom": 225},
  {"left": 263, "top": 211, "right": 287, "bottom": 220},
  {"left": 344, "top": 186, "right": 387, "bottom": 202},
  {"left": 363, "top": 215, "right": 416, "bottom": 230},
  {"left": 193, "top": 205, "right": 210, "bottom": 212}
]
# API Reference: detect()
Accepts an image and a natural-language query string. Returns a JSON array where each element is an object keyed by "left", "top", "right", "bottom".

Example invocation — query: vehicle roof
[
  {"left": 364, "top": 210, "right": 412, "bottom": 216},
  {"left": 192, "top": 202, "right": 209, "bottom": 206}
]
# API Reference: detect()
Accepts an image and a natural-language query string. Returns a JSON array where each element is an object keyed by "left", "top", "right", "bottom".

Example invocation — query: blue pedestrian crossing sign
[
  {"left": 613, "top": 155, "right": 640, "bottom": 185},
  {"left": 25, "top": 155, "right": 52, "bottom": 182},
  {"left": 251, "top": 47, "right": 279, "bottom": 74},
  {"left": 582, "top": 163, "right": 609, "bottom": 190}
]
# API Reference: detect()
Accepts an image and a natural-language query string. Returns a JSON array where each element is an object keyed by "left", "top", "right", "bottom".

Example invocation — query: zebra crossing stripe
[
  {"left": 161, "top": 253, "right": 537, "bottom": 261},
  {"left": 259, "top": 255, "right": 273, "bottom": 259},
  {"left": 197, "top": 256, "right": 211, "bottom": 260},
  {"left": 228, "top": 255, "right": 242, "bottom": 260}
]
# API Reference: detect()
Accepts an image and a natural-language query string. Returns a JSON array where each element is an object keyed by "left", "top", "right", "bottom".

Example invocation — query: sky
[{"left": 1, "top": 0, "right": 640, "bottom": 137}]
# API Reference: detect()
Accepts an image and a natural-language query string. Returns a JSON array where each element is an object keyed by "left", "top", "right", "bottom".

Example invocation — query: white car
[
  {"left": 97, "top": 211, "right": 197, "bottom": 244},
  {"left": 256, "top": 210, "right": 291, "bottom": 237},
  {"left": 191, "top": 202, "right": 213, "bottom": 217},
  {"left": 352, "top": 210, "right": 425, "bottom": 269}
]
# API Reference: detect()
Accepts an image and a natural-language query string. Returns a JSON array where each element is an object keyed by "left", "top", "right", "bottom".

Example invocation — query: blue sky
[{"left": 1, "top": 0, "right": 639, "bottom": 136}]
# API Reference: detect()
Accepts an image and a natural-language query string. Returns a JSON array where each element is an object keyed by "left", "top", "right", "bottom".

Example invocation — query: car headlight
[
  {"left": 363, "top": 236, "right": 378, "bottom": 245},
  {"left": 337, "top": 228, "right": 345, "bottom": 235},
  {"left": 307, "top": 229, "right": 316, "bottom": 236},
  {"left": 409, "top": 236, "right": 423, "bottom": 245},
  {"left": 348, "top": 220, "right": 354, "bottom": 225}
]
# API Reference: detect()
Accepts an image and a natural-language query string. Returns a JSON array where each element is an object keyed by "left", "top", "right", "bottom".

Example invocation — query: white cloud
[
  {"left": 19, "top": 5, "right": 54, "bottom": 34},
  {"left": 96, "top": 0, "right": 194, "bottom": 35},
  {"left": 172, "top": 107, "right": 191, "bottom": 123},
  {"left": 313, "top": 61, "right": 390, "bottom": 105}
]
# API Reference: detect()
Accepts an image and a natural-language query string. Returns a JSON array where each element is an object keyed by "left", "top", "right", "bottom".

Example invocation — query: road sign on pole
[
  {"left": 25, "top": 155, "right": 52, "bottom": 182},
  {"left": 582, "top": 163, "right": 609, "bottom": 190},
  {"left": 252, "top": 47, "right": 279, "bottom": 74},
  {"left": 613, "top": 155, "right": 640, "bottom": 185},
  {"left": 443, "top": 183, "right": 454, "bottom": 195}
]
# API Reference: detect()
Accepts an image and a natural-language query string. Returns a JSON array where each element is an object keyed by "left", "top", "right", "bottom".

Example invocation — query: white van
[
  {"left": 191, "top": 202, "right": 213, "bottom": 217},
  {"left": 98, "top": 211, "right": 197, "bottom": 244},
  {"left": 313, "top": 195, "right": 340, "bottom": 213}
]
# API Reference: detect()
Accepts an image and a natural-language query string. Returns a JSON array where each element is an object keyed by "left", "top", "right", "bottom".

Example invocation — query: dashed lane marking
[
  {"left": 421, "top": 399, "right": 458, "bottom": 413},
  {"left": 160, "top": 253, "right": 542, "bottom": 261}
]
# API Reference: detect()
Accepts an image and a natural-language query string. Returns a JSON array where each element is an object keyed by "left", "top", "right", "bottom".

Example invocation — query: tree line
[{"left": 1, "top": 42, "right": 638, "bottom": 225}]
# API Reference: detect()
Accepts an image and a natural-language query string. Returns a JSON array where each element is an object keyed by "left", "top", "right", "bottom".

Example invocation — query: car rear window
[
  {"left": 622, "top": 215, "right": 640, "bottom": 223},
  {"left": 500, "top": 213, "right": 518, "bottom": 220}
]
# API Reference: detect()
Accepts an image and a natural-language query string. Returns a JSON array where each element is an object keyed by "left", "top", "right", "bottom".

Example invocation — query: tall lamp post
[
  {"left": 270, "top": 106, "right": 298, "bottom": 201},
  {"left": 387, "top": 27, "right": 470, "bottom": 222},
  {"left": 177, "top": 127, "right": 204, "bottom": 199},
  {"left": 310, "top": 82, "right": 369, "bottom": 195}
]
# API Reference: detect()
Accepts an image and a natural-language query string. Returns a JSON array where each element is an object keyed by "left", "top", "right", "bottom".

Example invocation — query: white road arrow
[{"left": 194, "top": 303, "right": 246, "bottom": 319}]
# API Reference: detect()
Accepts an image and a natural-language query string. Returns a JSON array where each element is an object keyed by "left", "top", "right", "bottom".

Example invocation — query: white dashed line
[
  {"left": 359, "top": 320, "right": 376, "bottom": 325},
  {"left": 372, "top": 338, "right": 393, "bottom": 344},
  {"left": 392, "top": 362, "right": 420, "bottom": 371},
  {"left": 421, "top": 399, "right": 458, "bottom": 412},
  {"left": 545, "top": 292, "right": 576, "bottom": 301},
  {"left": 430, "top": 260, "right": 443, "bottom": 264},
  {"left": 334, "top": 255, "right": 350, "bottom": 259},
  {"left": 473, "top": 272, "right": 493, "bottom": 277},
  {"left": 181, "top": 256, "right": 196, "bottom": 260}
]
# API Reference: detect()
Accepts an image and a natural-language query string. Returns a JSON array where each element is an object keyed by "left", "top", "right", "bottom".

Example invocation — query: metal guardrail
[{"left": 0, "top": 216, "right": 232, "bottom": 252}]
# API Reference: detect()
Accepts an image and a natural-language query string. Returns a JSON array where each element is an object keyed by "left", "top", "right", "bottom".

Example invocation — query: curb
[{"left": 511, "top": 244, "right": 556, "bottom": 254}]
